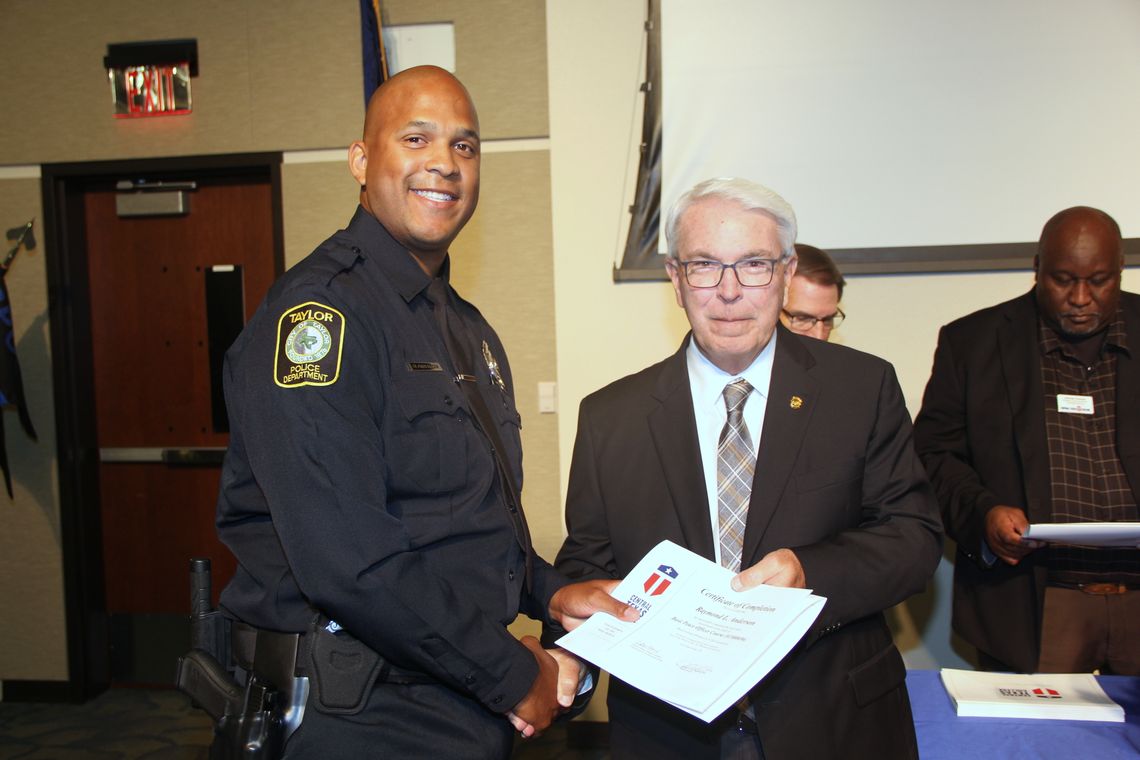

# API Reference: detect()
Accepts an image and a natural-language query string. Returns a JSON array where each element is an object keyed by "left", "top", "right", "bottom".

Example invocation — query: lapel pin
[{"left": 790, "top": 395, "right": 803, "bottom": 409}]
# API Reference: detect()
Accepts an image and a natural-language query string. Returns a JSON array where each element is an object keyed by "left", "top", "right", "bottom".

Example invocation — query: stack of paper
[
  {"left": 1023, "top": 521, "right": 1140, "bottom": 547},
  {"left": 557, "top": 540, "right": 825, "bottom": 722},
  {"left": 940, "top": 668, "right": 1125, "bottom": 722}
]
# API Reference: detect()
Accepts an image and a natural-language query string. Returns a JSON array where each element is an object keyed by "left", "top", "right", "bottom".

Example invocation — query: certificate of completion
[{"left": 557, "top": 540, "right": 825, "bottom": 722}]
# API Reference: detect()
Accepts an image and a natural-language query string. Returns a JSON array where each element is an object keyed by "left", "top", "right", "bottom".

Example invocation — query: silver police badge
[{"left": 482, "top": 340, "right": 506, "bottom": 392}]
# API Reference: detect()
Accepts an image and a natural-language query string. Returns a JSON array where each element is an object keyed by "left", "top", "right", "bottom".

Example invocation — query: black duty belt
[{"left": 232, "top": 620, "right": 435, "bottom": 689}]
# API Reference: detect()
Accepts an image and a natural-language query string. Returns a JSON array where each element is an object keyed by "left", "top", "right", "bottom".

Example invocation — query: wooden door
[{"left": 82, "top": 173, "right": 277, "bottom": 684}]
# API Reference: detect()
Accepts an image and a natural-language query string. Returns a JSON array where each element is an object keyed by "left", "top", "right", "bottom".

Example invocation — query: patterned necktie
[{"left": 717, "top": 378, "right": 755, "bottom": 572}]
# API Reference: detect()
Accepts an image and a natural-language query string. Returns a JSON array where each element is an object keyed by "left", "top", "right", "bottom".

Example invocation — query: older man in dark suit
[
  {"left": 914, "top": 206, "right": 1140, "bottom": 675},
  {"left": 553, "top": 178, "right": 942, "bottom": 759}
]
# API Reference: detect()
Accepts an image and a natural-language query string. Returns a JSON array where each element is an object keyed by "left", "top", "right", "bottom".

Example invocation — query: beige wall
[
  {"left": 381, "top": 0, "right": 549, "bottom": 140},
  {"left": 0, "top": 0, "right": 362, "bottom": 164},
  {"left": 0, "top": 175, "right": 66, "bottom": 681},
  {"left": 0, "top": 0, "right": 561, "bottom": 685}
]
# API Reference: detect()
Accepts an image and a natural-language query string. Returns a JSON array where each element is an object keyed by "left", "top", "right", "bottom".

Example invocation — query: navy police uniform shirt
[{"left": 216, "top": 206, "right": 568, "bottom": 714}]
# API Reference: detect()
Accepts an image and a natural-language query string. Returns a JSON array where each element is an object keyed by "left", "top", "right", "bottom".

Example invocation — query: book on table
[{"left": 940, "top": 669, "right": 1124, "bottom": 722}]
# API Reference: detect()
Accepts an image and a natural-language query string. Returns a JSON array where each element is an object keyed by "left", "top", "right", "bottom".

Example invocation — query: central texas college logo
[{"left": 643, "top": 564, "right": 679, "bottom": 596}]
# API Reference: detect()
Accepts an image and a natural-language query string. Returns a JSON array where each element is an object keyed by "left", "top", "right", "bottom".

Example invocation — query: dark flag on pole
[
  {"left": 359, "top": 0, "right": 389, "bottom": 104},
  {"left": 0, "top": 220, "right": 38, "bottom": 498}
]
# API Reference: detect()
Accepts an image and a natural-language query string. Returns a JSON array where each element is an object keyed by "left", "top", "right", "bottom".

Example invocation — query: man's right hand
[
  {"left": 984, "top": 505, "right": 1043, "bottom": 565},
  {"left": 507, "top": 636, "right": 561, "bottom": 737},
  {"left": 548, "top": 579, "right": 638, "bottom": 632}
]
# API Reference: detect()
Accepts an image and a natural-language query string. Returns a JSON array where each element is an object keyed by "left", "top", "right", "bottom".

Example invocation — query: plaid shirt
[{"left": 1039, "top": 311, "right": 1140, "bottom": 584}]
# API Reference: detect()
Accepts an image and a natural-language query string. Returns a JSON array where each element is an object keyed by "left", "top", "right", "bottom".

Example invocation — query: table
[{"left": 907, "top": 670, "right": 1140, "bottom": 759}]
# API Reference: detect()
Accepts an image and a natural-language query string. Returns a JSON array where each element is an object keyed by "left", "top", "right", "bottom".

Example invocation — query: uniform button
[
  {"left": 492, "top": 695, "right": 503, "bottom": 705},
  {"left": 464, "top": 674, "right": 477, "bottom": 685},
  {"left": 351, "top": 246, "right": 362, "bottom": 254},
  {"left": 444, "top": 395, "right": 453, "bottom": 406},
  {"left": 508, "top": 505, "right": 517, "bottom": 513},
  {"left": 508, "top": 570, "right": 515, "bottom": 581}
]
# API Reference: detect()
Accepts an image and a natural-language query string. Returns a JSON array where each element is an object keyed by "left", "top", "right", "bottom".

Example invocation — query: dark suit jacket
[
  {"left": 555, "top": 326, "right": 942, "bottom": 760},
  {"left": 913, "top": 290, "right": 1140, "bottom": 673}
]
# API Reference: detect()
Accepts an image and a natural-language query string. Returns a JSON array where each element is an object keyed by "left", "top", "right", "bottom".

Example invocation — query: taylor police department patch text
[{"left": 274, "top": 301, "right": 345, "bottom": 388}]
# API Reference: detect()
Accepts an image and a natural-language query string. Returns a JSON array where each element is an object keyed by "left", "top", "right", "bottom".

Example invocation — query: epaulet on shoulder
[
  {"left": 290, "top": 232, "right": 365, "bottom": 286},
  {"left": 325, "top": 230, "right": 366, "bottom": 270}
]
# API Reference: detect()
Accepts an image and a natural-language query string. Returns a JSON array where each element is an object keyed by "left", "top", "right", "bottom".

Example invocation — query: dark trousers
[
  {"left": 282, "top": 681, "right": 514, "bottom": 759},
  {"left": 1038, "top": 585, "right": 1140, "bottom": 675}
]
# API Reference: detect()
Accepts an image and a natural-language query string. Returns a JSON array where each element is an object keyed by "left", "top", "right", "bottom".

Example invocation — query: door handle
[
  {"left": 162, "top": 448, "right": 227, "bottom": 466},
  {"left": 100, "top": 447, "right": 227, "bottom": 466}
]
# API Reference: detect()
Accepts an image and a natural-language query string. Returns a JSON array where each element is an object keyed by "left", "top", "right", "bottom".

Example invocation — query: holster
[
  {"left": 177, "top": 559, "right": 297, "bottom": 760},
  {"left": 211, "top": 677, "right": 287, "bottom": 760},
  {"left": 210, "top": 623, "right": 308, "bottom": 760},
  {"left": 302, "top": 615, "right": 435, "bottom": 715},
  {"left": 188, "top": 602, "right": 435, "bottom": 757}
]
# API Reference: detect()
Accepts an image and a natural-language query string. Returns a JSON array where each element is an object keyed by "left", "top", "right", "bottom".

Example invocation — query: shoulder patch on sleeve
[{"left": 274, "top": 301, "right": 345, "bottom": 388}]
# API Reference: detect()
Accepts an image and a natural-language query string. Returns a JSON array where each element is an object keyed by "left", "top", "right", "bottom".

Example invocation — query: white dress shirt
[{"left": 685, "top": 333, "right": 777, "bottom": 566}]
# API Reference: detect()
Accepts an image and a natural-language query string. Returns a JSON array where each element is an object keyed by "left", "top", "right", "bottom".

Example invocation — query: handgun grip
[{"left": 176, "top": 649, "right": 242, "bottom": 723}]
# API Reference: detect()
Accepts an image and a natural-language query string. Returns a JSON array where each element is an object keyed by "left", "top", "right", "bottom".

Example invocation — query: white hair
[{"left": 665, "top": 177, "right": 798, "bottom": 259}]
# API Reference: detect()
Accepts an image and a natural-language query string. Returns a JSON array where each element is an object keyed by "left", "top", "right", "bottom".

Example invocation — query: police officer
[{"left": 215, "top": 65, "right": 633, "bottom": 758}]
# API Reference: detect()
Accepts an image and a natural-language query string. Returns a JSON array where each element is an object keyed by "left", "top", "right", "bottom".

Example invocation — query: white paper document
[
  {"left": 1023, "top": 521, "right": 1140, "bottom": 547},
  {"left": 940, "top": 668, "right": 1125, "bottom": 722},
  {"left": 556, "top": 540, "right": 825, "bottom": 722}
]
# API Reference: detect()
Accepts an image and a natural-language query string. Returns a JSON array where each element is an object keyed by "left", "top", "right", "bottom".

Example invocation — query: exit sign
[
  {"left": 104, "top": 39, "right": 197, "bottom": 119},
  {"left": 109, "top": 63, "right": 192, "bottom": 118}
]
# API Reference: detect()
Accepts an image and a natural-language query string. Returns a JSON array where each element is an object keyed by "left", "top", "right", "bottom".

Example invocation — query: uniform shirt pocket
[{"left": 388, "top": 372, "right": 468, "bottom": 495}]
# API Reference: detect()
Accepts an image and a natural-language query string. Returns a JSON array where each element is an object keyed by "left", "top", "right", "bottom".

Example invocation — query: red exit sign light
[
  {"left": 109, "top": 63, "right": 192, "bottom": 118},
  {"left": 104, "top": 40, "right": 197, "bottom": 119}
]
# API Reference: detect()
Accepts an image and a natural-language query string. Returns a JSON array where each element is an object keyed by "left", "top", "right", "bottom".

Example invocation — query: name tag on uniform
[
  {"left": 1057, "top": 394, "right": 1094, "bottom": 414},
  {"left": 408, "top": 361, "right": 443, "bottom": 372}
]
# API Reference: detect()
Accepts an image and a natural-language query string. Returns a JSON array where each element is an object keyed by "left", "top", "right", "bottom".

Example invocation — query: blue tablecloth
[{"left": 907, "top": 669, "right": 1140, "bottom": 759}]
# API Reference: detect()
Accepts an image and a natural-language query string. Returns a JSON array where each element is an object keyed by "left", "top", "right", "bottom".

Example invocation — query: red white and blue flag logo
[
  {"left": 1032, "top": 687, "right": 1062, "bottom": 699},
  {"left": 643, "top": 564, "right": 678, "bottom": 596}
]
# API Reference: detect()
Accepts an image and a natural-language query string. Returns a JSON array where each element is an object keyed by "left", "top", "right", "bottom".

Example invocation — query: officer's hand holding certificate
[{"left": 556, "top": 540, "right": 825, "bottom": 722}]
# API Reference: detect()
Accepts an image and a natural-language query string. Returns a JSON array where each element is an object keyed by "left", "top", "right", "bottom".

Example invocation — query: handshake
[{"left": 507, "top": 579, "right": 638, "bottom": 737}]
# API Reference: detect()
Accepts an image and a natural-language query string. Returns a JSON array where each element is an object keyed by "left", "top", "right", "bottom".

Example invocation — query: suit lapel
[
  {"left": 741, "top": 328, "right": 819, "bottom": 564},
  {"left": 648, "top": 337, "right": 717, "bottom": 560},
  {"left": 1000, "top": 292, "right": 1050, "bottom": 516}
]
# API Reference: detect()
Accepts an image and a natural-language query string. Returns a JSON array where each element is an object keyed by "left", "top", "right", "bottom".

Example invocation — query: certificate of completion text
[{"left": 558, "top": 540, "right": 825, "bottom": 721}]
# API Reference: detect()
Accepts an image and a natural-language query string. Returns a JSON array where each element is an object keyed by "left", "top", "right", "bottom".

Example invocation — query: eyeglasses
[
  {"left": 782, "top": 308, "right": 845, "bottom": 332},
  {"left": 674, "top": 257, "right": 786, "bottom": 288}
]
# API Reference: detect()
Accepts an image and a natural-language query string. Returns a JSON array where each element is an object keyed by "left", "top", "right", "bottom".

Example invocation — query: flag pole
[
  {"left": 3, "top": 219, "right": 34, "bottom": 271},
  {"left": 371, "top": 0, "right": 389, "bottom": 82}
]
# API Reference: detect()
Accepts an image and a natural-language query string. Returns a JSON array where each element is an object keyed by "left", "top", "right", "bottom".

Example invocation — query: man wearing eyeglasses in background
[
  {"left": 551, "top": 178, "right": 941, "bottom": 759},
  {"left": 779, "top": 243, "right": 846, "bottom": 341}
]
